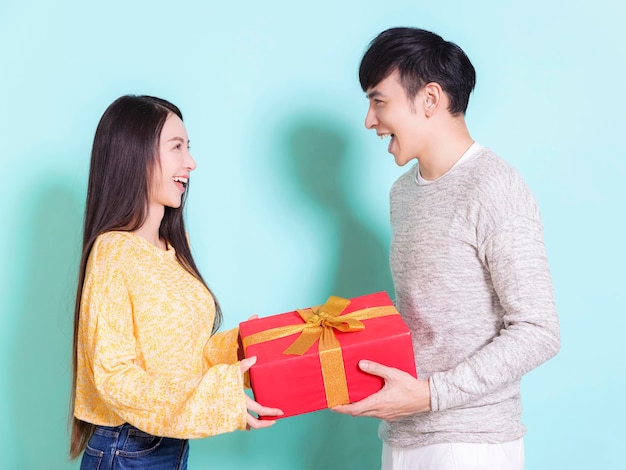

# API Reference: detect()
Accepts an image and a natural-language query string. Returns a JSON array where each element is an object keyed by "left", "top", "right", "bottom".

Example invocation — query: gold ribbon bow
[{"left": 242, "top": 296, "right": 397, "bottom": 407}]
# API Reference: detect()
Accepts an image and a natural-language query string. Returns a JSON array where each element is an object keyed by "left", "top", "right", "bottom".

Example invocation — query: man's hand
[
  {"left": 332, "top": 360, "right": 430, "bottom": 420},
  {"left": 240, "top": 356, "right": 283, "bottom": 429}
]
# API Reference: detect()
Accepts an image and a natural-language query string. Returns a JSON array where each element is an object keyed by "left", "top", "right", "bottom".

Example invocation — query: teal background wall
[{"left": 1, "top": 0, "right": 624, "bottom": 468}]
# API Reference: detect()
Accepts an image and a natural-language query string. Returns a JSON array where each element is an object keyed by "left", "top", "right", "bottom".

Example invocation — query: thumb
[
  {"left": 240, "top": 355, "right": 257, "bottom": 374},
  {"left": 359, "top": 360, "right": 393, "bottom": 379}
]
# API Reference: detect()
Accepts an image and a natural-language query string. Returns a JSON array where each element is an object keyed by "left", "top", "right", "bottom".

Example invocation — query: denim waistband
[{"left": 93, "top": 423, "right": 131, "bottom": 438}]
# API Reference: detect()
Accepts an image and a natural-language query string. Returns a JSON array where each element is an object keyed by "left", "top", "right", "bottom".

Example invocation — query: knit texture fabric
[
  {"left": 381, "top": 147, "right": 560, "bottom": 447},
  {"left": 75, "top": 231, "right": 247, "bottom": 438}
]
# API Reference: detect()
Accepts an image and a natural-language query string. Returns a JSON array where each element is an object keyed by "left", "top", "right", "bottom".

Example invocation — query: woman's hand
[{"left": 239, "top": 356, "right": 283, "bottom": 429}]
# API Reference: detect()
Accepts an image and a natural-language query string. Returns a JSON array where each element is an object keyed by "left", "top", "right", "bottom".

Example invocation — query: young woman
[{"left": 70, "top": 95, "right": 282, "bottom": 469}]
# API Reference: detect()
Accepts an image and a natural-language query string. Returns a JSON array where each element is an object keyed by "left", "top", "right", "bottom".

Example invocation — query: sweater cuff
[{"left": 429, "top": 374, "right": 442, "bottom": 412}]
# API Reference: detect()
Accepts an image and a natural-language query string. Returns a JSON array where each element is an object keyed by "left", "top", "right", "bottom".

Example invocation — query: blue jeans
[{"left": 80, "top": 423, "right": 189, "bottom": 470}]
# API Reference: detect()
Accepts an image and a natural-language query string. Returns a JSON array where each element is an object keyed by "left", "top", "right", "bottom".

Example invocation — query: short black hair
[{"left": 359, "top": 27, "right": 476, "bottom": 115}]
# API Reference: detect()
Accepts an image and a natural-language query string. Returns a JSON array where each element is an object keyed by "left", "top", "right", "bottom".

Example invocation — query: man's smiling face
[{"left": 364, "top": 70, "right": 430, "bottom": 167}]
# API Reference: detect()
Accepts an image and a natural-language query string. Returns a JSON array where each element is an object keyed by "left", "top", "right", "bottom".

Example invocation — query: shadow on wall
[
  {"left": 282, "top": 115, "right": 393, "bottom": 470},
  {"left": 192, "top": 113, "right": 395, "bottom": 469},
  {"left": 189, "top": 112, "right": 393, "bottom": 470},
  {"left": 283, "top": 116, "right": 393, "bottom": 299},
  {"left": 10, "top": 182, "right": 82, "bottom": 469}
]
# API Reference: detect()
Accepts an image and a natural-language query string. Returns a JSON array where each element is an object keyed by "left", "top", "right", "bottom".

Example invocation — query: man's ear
[{"left": 422, "top": 82, "right": 443, "bottom": 116}]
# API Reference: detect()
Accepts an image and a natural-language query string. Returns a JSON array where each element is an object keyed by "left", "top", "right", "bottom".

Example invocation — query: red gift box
[{"left": 239, "top": 291, "right": 417, "bottom": 419}]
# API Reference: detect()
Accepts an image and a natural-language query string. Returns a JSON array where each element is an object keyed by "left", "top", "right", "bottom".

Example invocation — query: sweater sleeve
[
  {"left": 81, "top": 241, "right": 247, "bottom": 438},
  {"left": 429, "top": 214, "right": 560, "bottom": 411},
  {"left": 203, "top": 327, "right": 240, "bottom": 369}
]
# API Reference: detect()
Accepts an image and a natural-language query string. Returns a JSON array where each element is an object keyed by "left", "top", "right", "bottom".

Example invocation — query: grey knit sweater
[{"left": 380, "top": 146, "right": 560, "bottom": 448}]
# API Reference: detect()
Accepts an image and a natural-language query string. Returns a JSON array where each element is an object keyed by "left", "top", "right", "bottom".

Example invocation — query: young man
[{"left": 333, "top": 27, "right": 560, "bottom": 470}]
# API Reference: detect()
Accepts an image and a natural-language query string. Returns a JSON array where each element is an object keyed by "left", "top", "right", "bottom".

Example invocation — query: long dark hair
[{"left": 69, "top": 95, "right": 222, "bottom": 459}]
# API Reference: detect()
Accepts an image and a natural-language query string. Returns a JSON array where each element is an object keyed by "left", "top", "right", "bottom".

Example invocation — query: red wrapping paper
[{"left": 238, "top": 291, "right": 417, "bottom": 419}]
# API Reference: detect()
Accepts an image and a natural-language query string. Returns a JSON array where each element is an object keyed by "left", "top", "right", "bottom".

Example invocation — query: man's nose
[{"left": 365, "top": 105, "right": 377, "bottom": 129}]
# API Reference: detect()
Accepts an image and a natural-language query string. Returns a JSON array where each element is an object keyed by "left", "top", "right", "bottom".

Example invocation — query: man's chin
[{"left": 392, "top": 153, "right": 411, "bottom": 167}]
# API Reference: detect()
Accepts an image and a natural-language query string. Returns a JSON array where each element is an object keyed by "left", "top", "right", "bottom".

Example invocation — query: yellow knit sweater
[{"left": 74, "top": 231, "right": 247, "bottom": 438}]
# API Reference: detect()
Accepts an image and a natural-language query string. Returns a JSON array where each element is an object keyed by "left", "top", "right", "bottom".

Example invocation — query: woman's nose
[{"left": 185, "top": 151, "right": 197, "bottom": 171}]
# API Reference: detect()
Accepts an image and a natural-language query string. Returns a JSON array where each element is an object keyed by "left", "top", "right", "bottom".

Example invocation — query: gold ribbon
[{"left": 242, "top": 296, "right": 397, "bottom": 407}]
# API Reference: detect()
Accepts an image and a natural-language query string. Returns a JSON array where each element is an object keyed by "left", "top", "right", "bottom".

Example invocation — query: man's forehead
[{"left": 365, "top": 70, "right": 402, "bottom": 97}]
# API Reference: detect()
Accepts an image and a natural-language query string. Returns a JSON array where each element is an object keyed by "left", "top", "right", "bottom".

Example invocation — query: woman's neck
[{"left": 133, "top": 204, "right": 167, "bottom": 250}]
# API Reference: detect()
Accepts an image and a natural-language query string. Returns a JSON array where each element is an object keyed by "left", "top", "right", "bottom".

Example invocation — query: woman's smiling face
[{"left": 150, "top": 113, "right": 196, "bottom": 210}]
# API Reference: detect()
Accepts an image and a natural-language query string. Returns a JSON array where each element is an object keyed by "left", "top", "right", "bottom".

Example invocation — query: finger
[
  {"left": 239, "top": 356, "right": 257, "bottom": 374},
  {"left": 332, "top": 403, "right": 373, "bottom": 417},
  {"left": 253, "top": 405, "right": 284, "bottom": 417},
  {"left": 246, "top": 395, "right": 283, "bottom": 417},
  {"left": 331, "top": 394, "right": 378, "bottom": 416},
  {"left": 248, "top": 314, "right": 259, "bottom": 320},
  {"left": 331, "top": 403, "right": 354, "bottom": 415},
  {"left": 247, "top": 414, "right": 276, "bottom": 430}
]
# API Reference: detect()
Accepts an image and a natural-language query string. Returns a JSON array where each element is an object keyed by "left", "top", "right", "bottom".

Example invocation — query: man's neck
[{"left": 417, "top": 118, "right": 473, "bottom": 181}]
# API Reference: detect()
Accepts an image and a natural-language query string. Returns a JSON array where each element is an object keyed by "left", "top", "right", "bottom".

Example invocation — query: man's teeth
[
  {"left": 379, "top": 133, "right": 392, "bottom": 140},
  {"left": 173, "top": 176, "right": 188, "bottom": 184}
]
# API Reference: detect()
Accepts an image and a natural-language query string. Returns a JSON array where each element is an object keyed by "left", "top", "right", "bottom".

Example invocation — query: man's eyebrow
[{"left": 366, "top": 90, "right": 383, "bottom": 99}]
